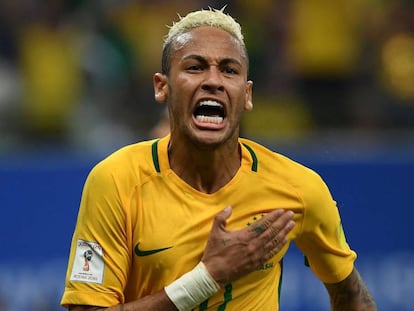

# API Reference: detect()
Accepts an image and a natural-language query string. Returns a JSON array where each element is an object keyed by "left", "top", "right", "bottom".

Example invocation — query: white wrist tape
[{"left": 164, "top": 262, "right": 220, "bottom": 311}]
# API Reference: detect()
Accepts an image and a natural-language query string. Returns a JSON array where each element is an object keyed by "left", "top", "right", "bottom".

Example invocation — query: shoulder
[
  {"left": 240, "top": 138, "right": 323, "bottom": 183},
  {"left": 240, "top": 138, "right": 331, "bottom": 207},
  {"left": 87, "top": 139, "right": 159, "bottom": 186}
]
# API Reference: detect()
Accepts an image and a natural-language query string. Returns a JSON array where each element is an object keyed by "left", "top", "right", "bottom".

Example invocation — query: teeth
[
  {"left": 196, "top": 115, "right": 224, "bottom": 124},
  {"left": 199, "top": 100, "right": 222, "bottom": 108},
  {"left": 195, "top": 100, "right": 224, "bottom": 124}
]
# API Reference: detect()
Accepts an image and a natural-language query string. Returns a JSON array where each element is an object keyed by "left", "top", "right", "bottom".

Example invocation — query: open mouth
[{"left": 194, "top": 100, "right": 225, "bottom": 124}]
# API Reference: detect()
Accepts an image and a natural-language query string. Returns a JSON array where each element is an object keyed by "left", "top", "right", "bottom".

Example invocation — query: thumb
[{"left": 213, "top": 206, "right": 232, "bottom": 230}]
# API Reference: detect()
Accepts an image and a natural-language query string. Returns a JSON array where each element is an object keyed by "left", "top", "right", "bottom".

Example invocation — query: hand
[{"left": 201, "top": 206, "right": 295, "bottom": 287}]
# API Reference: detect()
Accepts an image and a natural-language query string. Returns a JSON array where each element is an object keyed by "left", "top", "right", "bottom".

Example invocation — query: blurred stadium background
[{"left": 0, "top": 0, "right": 413, "bottom": 310}]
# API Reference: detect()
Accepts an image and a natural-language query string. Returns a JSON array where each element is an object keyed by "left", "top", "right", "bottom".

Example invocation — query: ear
[
  {"left": 153, "top": 73, "right": 168, "bottom": 104},
  {"left": 244, "top": 80, "right": 253, "bottom": 111}
]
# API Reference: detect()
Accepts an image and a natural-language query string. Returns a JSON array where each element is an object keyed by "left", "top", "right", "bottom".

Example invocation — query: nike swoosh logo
[{"left": 134, "top": 243, "right": 173, "bottom": 257}]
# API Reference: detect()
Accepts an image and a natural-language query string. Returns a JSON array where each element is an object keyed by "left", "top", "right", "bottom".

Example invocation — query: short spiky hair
[{"left": 161, "top": 7, "right": 247, "bottom": 75}]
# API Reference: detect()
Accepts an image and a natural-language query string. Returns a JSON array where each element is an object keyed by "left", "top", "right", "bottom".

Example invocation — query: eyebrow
[{"left": 182, "top": 54, "right": 243, "bottom": 67}]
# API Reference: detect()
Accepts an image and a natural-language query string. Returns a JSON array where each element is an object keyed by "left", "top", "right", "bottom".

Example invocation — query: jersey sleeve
[
  {"left": 61, "top": 160, "right": 131, "bottom": 308},
  {"left": 294, "top": 169, "right": 357, "bottom": 284}
]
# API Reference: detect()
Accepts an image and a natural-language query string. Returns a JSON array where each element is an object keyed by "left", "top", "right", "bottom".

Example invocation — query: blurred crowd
[{"left": 0, "top": 0, "right": 413, "bottom": 153}]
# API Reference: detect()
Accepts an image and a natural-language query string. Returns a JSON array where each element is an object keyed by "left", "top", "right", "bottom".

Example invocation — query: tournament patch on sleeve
[{"left": 70, "top": 239, "right": 105, "bottom": 284}]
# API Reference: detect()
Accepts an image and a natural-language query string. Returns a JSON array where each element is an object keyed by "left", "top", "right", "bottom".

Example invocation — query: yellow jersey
[{"left": 61, "top": 135, "right": 356, "bottom": 310}]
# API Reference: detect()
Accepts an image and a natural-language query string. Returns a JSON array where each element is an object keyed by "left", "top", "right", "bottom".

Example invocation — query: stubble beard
[{"left": 186, "top": 124, "right": 240, "bottom": 152}]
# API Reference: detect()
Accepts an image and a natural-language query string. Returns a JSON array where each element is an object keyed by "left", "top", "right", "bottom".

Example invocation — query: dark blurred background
[{"left": 0, "top": 0, "right": 413, "bottom": 310}]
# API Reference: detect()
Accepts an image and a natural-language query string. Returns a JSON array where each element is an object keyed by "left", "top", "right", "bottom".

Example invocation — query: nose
[{"left": 201, "top": 66, "right": 224, "bottom": 92}]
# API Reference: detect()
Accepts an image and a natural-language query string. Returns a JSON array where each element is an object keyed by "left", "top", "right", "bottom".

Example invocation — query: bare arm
[
  {"left": 68, "top": 207, "right": 295, "bottom": 311},
  {"left": 324, "top": 267, "right": 377, "bottom": 311}
]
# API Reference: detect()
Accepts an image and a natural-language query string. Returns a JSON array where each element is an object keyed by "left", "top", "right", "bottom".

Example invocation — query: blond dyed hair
[
  {"left": 164, "top": 7, "right": 245, "bottom": 49},
  {"left": 161, "top": 7, "right": 247, "bottom": 74}
]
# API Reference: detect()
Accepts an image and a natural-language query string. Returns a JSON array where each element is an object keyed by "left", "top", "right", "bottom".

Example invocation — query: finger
[
  {"left": 248, "top": 209, "right": 284, "bottom": 237},
  {"left": 267, "top": 248, "right": 280, "bottom": 261},
  {"left": 263, "top": 208, "right": 286, "bottom": 223},
  {"left": 264, "top": 210, "right": 294, "bottom": 238},
  {"left": 213, "top": 206, "right": 233, "bottom": 230},
  {"left": 249, "top": 209, "right": 293, "bottom": 238},
  {"left": 264, "top": 219, "right": 295, "bottom": 254}
]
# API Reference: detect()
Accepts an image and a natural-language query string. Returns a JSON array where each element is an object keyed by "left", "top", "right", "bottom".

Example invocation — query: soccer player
[{"left": 61, "top": 8, "right": 377, "bottom": 311}]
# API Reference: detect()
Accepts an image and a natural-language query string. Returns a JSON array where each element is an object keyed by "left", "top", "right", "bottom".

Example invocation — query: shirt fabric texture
[{"left": 61, "top": 135, "right": 356, "bottom": 310}]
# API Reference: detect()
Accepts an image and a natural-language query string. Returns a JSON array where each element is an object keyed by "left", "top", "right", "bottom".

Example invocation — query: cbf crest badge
[{"left": 70, "top": 239, "right": 104, "bottom": 284}]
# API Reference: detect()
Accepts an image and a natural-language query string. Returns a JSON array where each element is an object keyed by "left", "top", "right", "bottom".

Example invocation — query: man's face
[{"left": 155, "top": 26, "right": 253, "bottom": 148}]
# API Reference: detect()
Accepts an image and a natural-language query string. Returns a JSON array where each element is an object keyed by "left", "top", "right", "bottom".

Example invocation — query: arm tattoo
[{"left": 324, "top": 268, "right": 377, "bottom": 311}]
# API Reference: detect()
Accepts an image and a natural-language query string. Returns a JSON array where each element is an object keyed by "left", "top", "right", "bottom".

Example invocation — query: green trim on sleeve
[
  {"left": 304, "top": 255, "right": 310, "bottom": 267},
  {"left": 278, "top": 259, "right": 284, "bottom": 307}
]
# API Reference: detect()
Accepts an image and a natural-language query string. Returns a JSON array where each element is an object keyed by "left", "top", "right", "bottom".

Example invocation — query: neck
[{"left": 168, "top": 138, "right": 241, "bottom": 194}]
